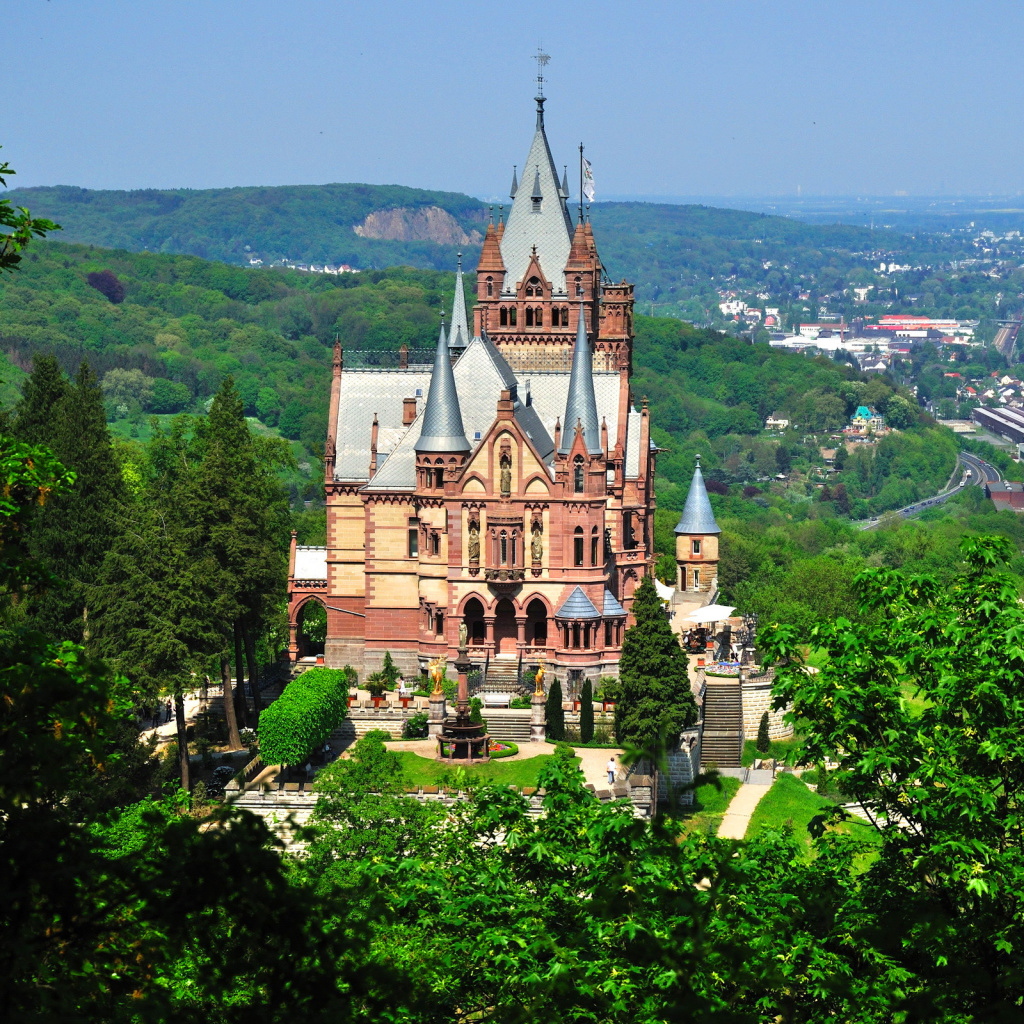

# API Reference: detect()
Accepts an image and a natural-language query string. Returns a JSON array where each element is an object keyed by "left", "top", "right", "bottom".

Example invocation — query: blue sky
[{"left": 4, "top": 0, "right": 1024, "bottom": 198}]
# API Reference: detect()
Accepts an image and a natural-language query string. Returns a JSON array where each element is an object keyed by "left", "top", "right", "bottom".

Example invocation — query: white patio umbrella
[{"left": 682, "top": 604, "right": 736, "bottom": 623}]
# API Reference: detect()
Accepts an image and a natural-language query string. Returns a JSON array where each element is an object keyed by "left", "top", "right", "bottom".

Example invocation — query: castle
[{"left": 286, "top": 93, "right": 720, "bottom": 688}]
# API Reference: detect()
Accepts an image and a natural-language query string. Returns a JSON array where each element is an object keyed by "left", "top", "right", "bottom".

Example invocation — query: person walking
[
  {"left": 606, "top": 756, "right": 617, "bottom": 786},
  {"left": 165, "top": 700, "right": 172, "bottom": 724}
]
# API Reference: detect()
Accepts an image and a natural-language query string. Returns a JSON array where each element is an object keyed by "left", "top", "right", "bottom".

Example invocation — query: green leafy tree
[
  {"left": 0, "top": 149, "right": 58, "bottom": 272},
  {"left": 545, "top": 677, "right": 565, "bottom": 741},
  {"left": 615, "top": 575, "right": 697, "bottom": 749},
  {"left": 579, "top": 678, "right": 594, "bottom": 743}
]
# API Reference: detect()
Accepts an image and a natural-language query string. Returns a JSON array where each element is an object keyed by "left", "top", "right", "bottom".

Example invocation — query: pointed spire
[
  {"left": 559, "top": 302, "right": 601, "bottom": 456},
  {"left": 531, "top": 166, "right": 543, "bottom": 201},
  {"left": 415, "top": 317, "right": 470, "bottom": 453},
  {"left": 674, "top": 455, "right": 721, "bottom": 535},
  {"left": 510, "top": 165, "right": 518, "bottom": 199},
  {"left": 448, "top": 252, "right": 470, "bottom": 353},
  {"left": 561, "top": 165, "right": 570, "bottom": 198}
]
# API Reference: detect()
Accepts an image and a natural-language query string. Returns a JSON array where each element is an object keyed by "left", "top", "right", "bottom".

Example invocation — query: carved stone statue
[
  {"left": 531, "top": 524, "right": 543, "bottom": 562},
  {"left": 499, "top": 454, "right": 512, "bottom": 497},
  {"left": 468, "top": 523, "right": 480, "bottom": 561},
  {"left": 458, "top": 620, "right": 468, "bottom": 649}
]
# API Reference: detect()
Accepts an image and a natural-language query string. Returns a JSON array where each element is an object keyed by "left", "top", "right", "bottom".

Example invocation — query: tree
[
  {"left": 774, "top": 444, "right": 791, "bottom": 475},
  {"left": 545, "top": 677, "right": 565, "bottom": 741},
  {"left": 0, "top": 149, "right": 58, "bottom": 272},
  {"left": 755, "top": 711, "right": 770, "bottom": 754},
  {"left": 833, "top": 482, "right": 851, "bottom": 514},
  {"left": 884, "top": 393, "right": 916, "bottom": 429},
  {"left": 760, "top": 535, "right": 1024, "bottom": 1020},
  {"left": 86, "top": 268, "right": 125, "bottom": 303},
  {"left": 615, "top": 575, "right": 697, "bottom": 750},
  {"left": 579, "top": 678, "right": 594, "bottom": 743},
  {"left": 12, "top": 354, "right": 68, "bottom": 445},
  {"left": 100, "top": 368, "right": 154, "bottom": 413},
  {"left": 148, "top": 377, "right": 191, "bottom": 413}
]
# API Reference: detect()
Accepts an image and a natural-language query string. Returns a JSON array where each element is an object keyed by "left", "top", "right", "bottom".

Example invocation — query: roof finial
[
  {"left": 534, "top": 47, "right": 550, "bottom": 99},
  {"left": 488, "top": 205, "right": 494, "bottom": 225},
  {"left": 510, "top": 165, "right": 518, "bottom": 199},
  {"left": 498, "top": 203, "right": 504, "bottom": 224}
]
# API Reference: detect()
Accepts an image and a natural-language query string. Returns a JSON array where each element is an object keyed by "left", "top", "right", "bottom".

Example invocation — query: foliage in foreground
[{"left": 257, "top": 666, "right": 349, "bottom": 766}]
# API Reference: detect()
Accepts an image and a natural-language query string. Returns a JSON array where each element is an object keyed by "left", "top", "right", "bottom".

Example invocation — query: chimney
[
  {"left": 403, "top": 397, "right": 417, "bottom": 425},
  {"left": 399, "top": 343, "right": 409, "bottom": 369}
]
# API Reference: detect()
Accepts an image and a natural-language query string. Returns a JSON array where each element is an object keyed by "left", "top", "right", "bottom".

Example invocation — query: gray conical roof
[
  {"left": 500, "top": 97, "right": 573, "bottom": 293},
  {"left": 558, "top": 304, "right": 602, "bottom": 455},
  {"left": 415, "top": 319, "right": 470, "bottom": 453},
  {"left": 674, "top": 457, "right": 721, "bottom": 534},
  {"left": 448, "top": 253, "right": 470, "bottom": 352},
  {"left": 510, "top": 166, "right": 518, "bottom": 199}
]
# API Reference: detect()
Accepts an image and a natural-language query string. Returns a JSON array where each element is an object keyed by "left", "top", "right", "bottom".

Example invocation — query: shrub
[
  {"left": 756, "top": 711, "right": 771, "bottom": 754},
  {"left": 257, "top": 667, "right": 349, "bottom": 766},
  {"left": 553, "top": 741, "right": 575, "bottom": 758},
  {"left": 366, "top": 672, "right": 387, "bottom": 698},
  {"left": 545, "top": 678, "right": 565, "bottom": 741},
  {"left": 509, "top": 694, "right": 532, "bottom": 710},
  {"left": 469, "top": 697, "right": 486, "bottom": 727},
  {"left": 489, "top": 741, "right": 518, "bottom": 759},
  {"left": 579, "top": 679, "right": 594, "bottom": 744},
  {"left": 402, "top": 712, "right": 429, "bottom": 739}
]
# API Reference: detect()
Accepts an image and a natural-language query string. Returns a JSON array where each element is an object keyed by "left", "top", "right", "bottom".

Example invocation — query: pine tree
[
  {"left": 18, "top": 361, "right": 124, "bottom": 643},
  {"left": 381, "top": 650, "right": 399, "bottom": 689},
  {"left": 579, "top": 678, "right": 594, "bottom": 744},
  {"left": 545, "top": 678, "right": 565, "bottom": 741},
  {"left": 614, "top": 575, "right": 698, "bottom": 751},
  {"left": 756, "top": 711, "right": 771, "bottom": 754}
]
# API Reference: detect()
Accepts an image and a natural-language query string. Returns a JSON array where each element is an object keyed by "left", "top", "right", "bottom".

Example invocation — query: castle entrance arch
[
  {"left": 296, "top": 597, "right": 326, "bottom": 659},
  {"left": 493, "top": 598, "right": 518, "bottom": 656},
  {"left": 463, "top": 597, "right": 486, "bottom": 645}
]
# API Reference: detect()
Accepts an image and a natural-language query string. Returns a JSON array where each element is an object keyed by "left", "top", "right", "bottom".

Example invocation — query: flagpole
[{"left": 579, "top": 142, "right": 584, "bottom": 226}]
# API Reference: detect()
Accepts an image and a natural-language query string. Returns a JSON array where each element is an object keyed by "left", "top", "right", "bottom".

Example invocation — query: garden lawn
[
  {"left": 744, "top": 772, "right": 882, "bottom": 857},
  {"left": 678, "top": 775, "right": 742, "bottom": 836},
  {"left": 742, "top": 736, "right": 804, "bottom": 767},
  {"left": 394, "top": 751, "right": 567, "bottom": 789}
]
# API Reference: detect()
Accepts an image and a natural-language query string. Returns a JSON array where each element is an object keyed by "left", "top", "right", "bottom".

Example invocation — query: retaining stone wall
[{"left": 740, "top": 672, "right": 793, "bottom": 741}]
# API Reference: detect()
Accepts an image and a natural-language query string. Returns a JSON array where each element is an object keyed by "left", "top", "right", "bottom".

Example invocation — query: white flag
[{"left": 582, "top": 156, "right": 596, "bottom": 203}]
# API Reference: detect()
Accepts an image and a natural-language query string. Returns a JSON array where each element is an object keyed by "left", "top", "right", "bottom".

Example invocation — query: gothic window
[
  {"left": 500, "top": 531, "right": 508, "bottom": 565},
  {"left": 431, "top": 533, "right": 440, "bottom": 556},
  {"left": 561, "top": 307, "right": 570, "bottom": 326},
  {"left": 574, "top": 456, "right": 584, "bottom": 494},
  {"left": 500, "top": 307, "right": 508, "bottom": 326},
  {"left": 526, "top": 277, "right": 540, "bottom": 297},
  {"left": 434, "top": 460, "right": 444, "bottom": 489},
  {"left": 535, "top": 307, "right": 543, "bottom": 327},
  {"left": 525, "top": 307, "right": 534, "bottom": 327},
  {"left": 511, "top": 531, "right": 518, "bottom": 566},
  {"left": 591, "top": 527, "right": 599, "bottom": 566},
  {"left": 509, "top": 307, "right": 517, "bottom": 326},
  {"left": 574, "top": 275, "right": 582, "bottom": 298},
  {"left": 434, "top": 611, "right": 444, "bottom": 635},
  {"left": 574, "top": 527, "right": 584, "bottom": 567},
  {"left": 693, "top": 568, "right": 701, "bottom": 590},
  {"left": 486, "top": 276, "right": 493, "bottom": 297},
  {"left": 692, "top": 539, "right": 702, "bottom": 556}
]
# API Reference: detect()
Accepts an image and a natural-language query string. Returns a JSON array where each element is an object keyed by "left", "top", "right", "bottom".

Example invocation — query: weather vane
[{"left": 534, "top": 47, "right": 550, "bottom": 98}]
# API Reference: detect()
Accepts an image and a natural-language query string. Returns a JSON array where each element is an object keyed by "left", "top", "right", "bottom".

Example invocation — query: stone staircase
[
  {"left": 479, "top": 709, "right": 532, "bottom": 743},
  {"left": 482, "top": 657, "right": 523, "bottom": 694},
  {"left": 701, "top": 679, "right": 743, "bottom": 768}
]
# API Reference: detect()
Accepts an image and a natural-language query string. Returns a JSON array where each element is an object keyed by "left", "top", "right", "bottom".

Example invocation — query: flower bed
[{"left": 489, "top": 741, "right": 518, "bottom": 759}]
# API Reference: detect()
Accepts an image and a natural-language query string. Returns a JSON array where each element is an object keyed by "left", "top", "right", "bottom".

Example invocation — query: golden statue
[
  {"left": 533, "top": 656, "right": 546, "bottom": 697},
  {"left": 429, "top": 656, "right": 445, "bottom": 695}
]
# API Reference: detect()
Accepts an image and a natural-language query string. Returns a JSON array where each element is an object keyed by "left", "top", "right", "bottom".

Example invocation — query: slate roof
[
  {"left": 293, "top": 546, "right": 327, "bottom": 580},
  {"left": 602, "top": 590, "right": 626, "bottom": 617},
  {"left": 674, "top": 458, "right": 721, "bottom": 535},
  {"left": 499, "top": 99, "right": 574, "bottom": 294},
  {"left": 558, "top": 305, "right": 602, "bottom": 455},
  {"left": 556, "top": 586, "right": 601, "bottom": 620},
  {"left": 416, "top": 320, "right": 470, "bottom": 453}
]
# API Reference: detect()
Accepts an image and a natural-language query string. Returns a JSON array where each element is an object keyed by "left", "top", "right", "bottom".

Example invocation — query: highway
[{"left": 858, "top": 450, "right": 1001, "bottom": 530}]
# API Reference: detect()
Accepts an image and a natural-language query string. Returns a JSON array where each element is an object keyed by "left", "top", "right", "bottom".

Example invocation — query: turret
[
  {"left": 415, "top": 318, "right": 470, "bottom": 492},
  {"left": 558, "top": 302, "right": 601, "bottom": 456},
  {"left": 448, "top": 252, "right": 470, "bottom": 357},
  {"left": 674, "top": 455, "right": 721, "bottom": 594}
]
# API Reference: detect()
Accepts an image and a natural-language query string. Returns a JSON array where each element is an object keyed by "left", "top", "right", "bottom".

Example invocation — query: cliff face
[{"left": 353, "top": 206, "right": 482, "bottom": 245}]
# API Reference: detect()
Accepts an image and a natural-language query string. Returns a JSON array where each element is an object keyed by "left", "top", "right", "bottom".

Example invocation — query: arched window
[
  {"left": 509, "top": 307, "right": 517, "bottom": 326},
  {"left": 500, "top": 307, "right": 508, "bottom": 326},
  {"left": 486, "top": 276, "right": 493, "bottom": 297},
  {"left": 574, "top": 526, "right": 584, "bottom": 567},
  {"left": 591, "top": 527, "right": 599, "bottom": 565},
  {"left": 526, "top": 276, "right": 540, "bottom": 297},
  {"left": 511, "top": 530, "right": 518, "bottom": 566},
  {"left": 434, "top": 459, "right": 444, "bottom": 489},
  {"left": 535, "top": 307, "right": 543, "bottom": 327},
  {"left": 574, "top": 456, "right": 584, "bottom": 494},
  {"left": 431, "top": 533, "right": 440, "bottom": 556},
  {"left": 525, "top": 307, "right": 534, "bottom": 327},
  {"left": 434, "top": 611, "right": 444, "bottom": 635},
  {"left": 500, "top": 531, "right": 508, "bottom": 565},
  {"left": 574, "top": 275, "right": 582, "bottom": 298}
]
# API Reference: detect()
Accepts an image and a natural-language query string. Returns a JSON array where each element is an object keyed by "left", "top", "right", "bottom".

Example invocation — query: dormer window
[
  {"left": 525, "top": 277, "right": 541, "bottom": 297},
  {"left": 532, "top": 195, "right": 541, "bottom": 212}
]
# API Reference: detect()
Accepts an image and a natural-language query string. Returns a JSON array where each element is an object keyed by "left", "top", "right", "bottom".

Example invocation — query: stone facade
[{"left": 739, "top": 667, "right": 794, "bottom": 741}]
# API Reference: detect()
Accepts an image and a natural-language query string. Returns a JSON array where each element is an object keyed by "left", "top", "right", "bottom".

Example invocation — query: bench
[{"left": 479, "top": 691, "right": 512, "bottom": 708}]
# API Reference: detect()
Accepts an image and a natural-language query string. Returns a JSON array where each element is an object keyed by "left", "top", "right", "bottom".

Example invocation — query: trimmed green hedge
[
  {"left": 258, "top": 667, "right": 349, "bottom": 766},
  {"left": 490, "top": 741, "right": 518, "bottom": 759}
]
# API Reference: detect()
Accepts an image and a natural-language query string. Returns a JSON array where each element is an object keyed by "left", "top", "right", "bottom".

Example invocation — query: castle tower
[
  {"left": 415, "top": 318, "right": 470, "bottom": 492},
  {"left": 674, "top": 456, "right": 720, "bottom": 594}
]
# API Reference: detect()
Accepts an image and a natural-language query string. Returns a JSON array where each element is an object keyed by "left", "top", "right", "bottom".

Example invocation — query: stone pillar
[
  {"left": 516, "top": 616, "right": 527, "bottom": 649},
  {"left": 530, "top": 690, "right": 546, "bottom": 743},
  {"left": 288, "top": 619, "right": 299, "bottom": 663},
  {"left": 427, "top": 692, "right": 447, "bottom": 738},
  {"left": 485, "top": 616, "right": 495, "bottom": 649}
]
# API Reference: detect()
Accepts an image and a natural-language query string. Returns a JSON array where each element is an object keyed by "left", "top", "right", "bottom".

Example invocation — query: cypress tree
[
  {"left": 545, "top": 678, "right": 565, "bottom": 741},
  {"left": 614, "top": 575, "right": 698, "bottom": 751},
  {"left": 756, "top": 711, "right": 771, "bottom": 754},
  {"left": 18, "top": 361, "right": 124, "bottom": 643},
  {"left": 579, "top": 678, "right": 594, "bottom": 744}
]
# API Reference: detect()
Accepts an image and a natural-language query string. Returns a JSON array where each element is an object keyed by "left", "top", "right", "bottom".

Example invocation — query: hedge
[{"left": 258, "top": 667, "right": 349, "bottom": 766}]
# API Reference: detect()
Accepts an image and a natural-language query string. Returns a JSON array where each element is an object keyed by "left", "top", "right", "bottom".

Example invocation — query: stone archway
[
  {"left": 525, "top": 598, "right": 548, "bottom": 647},
  {"left": 463, "top": 597, "right": 486, "bottom": 645},
  {"left": 493, "top": 598, "right": 518, "bottom": 656},
  {"left": 296, "top": 597, "right": 326, "bottom": 659}
]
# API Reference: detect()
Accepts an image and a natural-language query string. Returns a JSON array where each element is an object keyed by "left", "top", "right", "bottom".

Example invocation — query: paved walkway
[
  {"left": 139, "top": 694, "right": 204, "bottom": 745},
  {"left": 717, "top": 778, "right": 774, "bottom": 840}
]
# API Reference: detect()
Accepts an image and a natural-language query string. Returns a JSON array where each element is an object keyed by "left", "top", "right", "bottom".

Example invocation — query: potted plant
[
  {"left": 315, "top": 652, "right": 325, "bottom": 667},
  {"left": 366, "top": 671, "right": 387, "bottom": 708}
]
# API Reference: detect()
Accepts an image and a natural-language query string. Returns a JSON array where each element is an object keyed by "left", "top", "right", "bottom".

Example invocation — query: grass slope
[{"left": 393, "top": 750, "right": 565, "bottom": 789}]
